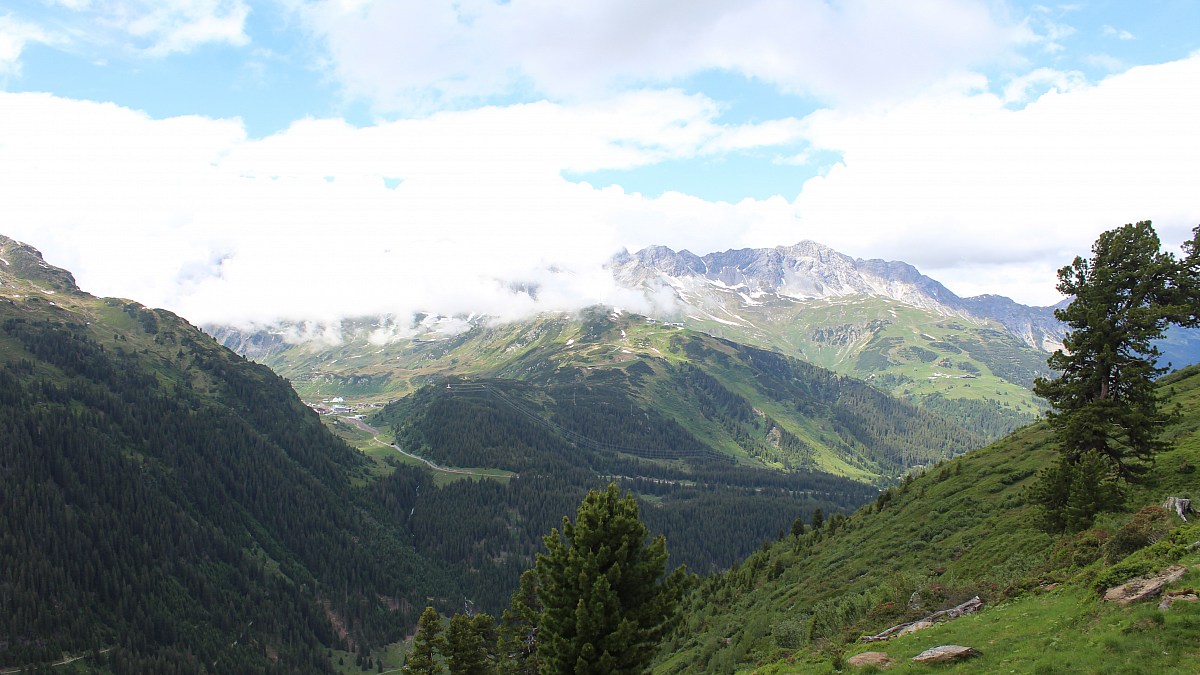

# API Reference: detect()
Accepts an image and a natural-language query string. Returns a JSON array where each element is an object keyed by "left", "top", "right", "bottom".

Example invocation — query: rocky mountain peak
[
  {"left": 610, "top": 240, "right": 1067, "bottom": 350},
  {"left": 0, "top": 235, "right": 82, "bottom": 295}
]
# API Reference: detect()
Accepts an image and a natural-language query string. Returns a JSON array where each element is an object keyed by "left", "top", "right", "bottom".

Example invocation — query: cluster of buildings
[{"left": 304, "top": 396, "right": 387, "bottom": 417}]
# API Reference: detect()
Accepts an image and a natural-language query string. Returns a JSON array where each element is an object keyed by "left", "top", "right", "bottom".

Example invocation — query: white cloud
[
  {"left": 3, "top": 54, "right": 1199, "bottom": 325},
  {"left": 95, "top": 0, "right": 251, "bottom": 55},
  {"left": 1102, "top": 25, "right": 1134, "bottom": 41},
  {"left": 1000, "top": 67, "right": 1086, "bottom": 104},
  {"left": 295, "top": 0, "right": 1018, "bottom": 110},
  {"left": 788, "top": 54, "right": 1200, "bottom": 304},
  {"left": 0, "top": 89, "right": 801, "bottom": 324},
  {"left": 4, "top": 0, "right": 248, "bottom": 64},
  {"left": 0, "top": 15, "right": 65, "bottom": 76},
  {"left": 1025, "top": 5, "right": 1077, "bottom": 55}
]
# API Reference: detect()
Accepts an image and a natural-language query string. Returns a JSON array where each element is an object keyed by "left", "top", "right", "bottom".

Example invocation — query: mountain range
[
  {"left": 610, "top": 240, "right": 1067, "bottom": 352},
  {"left": 209, "top": 240, "right": 1200, "bottom": 444}
]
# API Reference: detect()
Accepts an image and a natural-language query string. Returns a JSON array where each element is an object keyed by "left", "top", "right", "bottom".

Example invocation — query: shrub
[
  {"left": 1050, "top": 529, "right": 1110, "bottom": 569},
  {"left": 1103, "top": 506, "right": 1173, "bottom": 564}
]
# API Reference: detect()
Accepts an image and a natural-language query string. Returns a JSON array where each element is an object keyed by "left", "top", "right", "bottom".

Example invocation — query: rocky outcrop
[
  {"left": 205, "top": 325, "right": 292, "bottom": 362},
  {"left": 1158, "top": 589, "right": 1199, "bottom": 611},
  {"left": 1103, "top": 566, "right": 1188, "bottom": 605},
  {"left": 0, "top": 234, "right": 82, "bottom": 295},
  {"left": 861, "top": 596, "right": 984, "bottom": 643},
  {"left": 911, "top": 645, "right": 980, "bottom": 664}
]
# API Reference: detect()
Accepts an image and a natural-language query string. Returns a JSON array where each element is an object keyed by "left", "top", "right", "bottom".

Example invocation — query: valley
[{"left": 4, "top": 232, "right": 1200, "bottom": 674}]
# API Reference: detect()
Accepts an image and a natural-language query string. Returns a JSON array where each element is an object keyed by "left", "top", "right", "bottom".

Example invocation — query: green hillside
[
  {"left": 370, "top": 377, "right": 879, "bottom": 581},
  {"left": 679, "top": 296, "right": 1052, "bottom": 439},
  {"left": 655, "top": 365, "right": 1200, "bottom": 674},
  {"left": 0, "top": 237, "right": 456, "bottom": 672},
  {"left": 219, "top": 297, "right": 1052, "bottom": 443},
  {"left": 252, "top": 307, "right": 986, "bottom": 482}
]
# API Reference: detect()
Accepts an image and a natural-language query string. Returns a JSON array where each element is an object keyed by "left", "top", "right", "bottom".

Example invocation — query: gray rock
[
  {"left": 848, "top": 651, "right": 893, "bottom": 668},
  {"left": 911, "top": 645, "right": 981, "bottom": 664},
  {"left": 1103, "top": 565, "right": 1188, "bottom": 605}
]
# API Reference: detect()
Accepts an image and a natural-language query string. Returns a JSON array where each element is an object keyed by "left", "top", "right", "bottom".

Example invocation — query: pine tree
[
  {"left": 1063, "top": 452, "right": 1122, "bottom": 532},
  {"left": 1030, "top": 222, "right": 1200, "bottom": 530},
  {"left": 790, "top": 517, "right": 805, "bottom": 537},
  {"left": 535, "top": 484, "right": 688, "bottom": 674},
  {"left": 1033, "top": 222, "right": 1198, "bottom": 480},
  {"left": 496, "top": 570, "right": 541, "bottom": 675},
  {"left": 405, "top": 606, "right": 446, "bottom": 675},
  {"left": 445, "top": 612, "right": 495, "bottom": 675}
]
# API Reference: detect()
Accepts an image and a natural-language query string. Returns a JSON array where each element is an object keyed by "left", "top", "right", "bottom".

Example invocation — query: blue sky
[{"left": 1, "top": 1, "right": 1198, "bottom": 324}]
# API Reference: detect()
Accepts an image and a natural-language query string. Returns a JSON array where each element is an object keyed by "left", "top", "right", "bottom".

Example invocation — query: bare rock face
[
  {"left": 861, "top": 596, "right": 984, "bottom": 643},
  {"left": 1103, "top": 566, "right": 1188, "bottom": 605},
  {"left": 607, "top": 240, "right": 1070, "bottom": 350},
  {"left": 911, "top": 645, "right": 980, "bottom": 664},
  {"left": 848, "top": 651, "right": 893, "bottom": 668},
  {"left": 0, "top": 234, "right": 82, "bottom": 295}
]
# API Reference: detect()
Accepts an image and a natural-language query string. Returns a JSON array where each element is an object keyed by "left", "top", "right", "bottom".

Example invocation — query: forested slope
[
  {"left": 366, "top": 380, "right": 879, "bottom": 613},
  {"left": 0, "top": 236, "right": 446, "bottom": 673}
]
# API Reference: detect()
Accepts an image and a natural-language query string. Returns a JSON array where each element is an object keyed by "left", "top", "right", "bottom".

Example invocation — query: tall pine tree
[
  {"left": 1032, "top": 221, "right": 1200, "bottom": 529},
  {"left": 535, "top": 484, "right": 688, "bottom": 674}
]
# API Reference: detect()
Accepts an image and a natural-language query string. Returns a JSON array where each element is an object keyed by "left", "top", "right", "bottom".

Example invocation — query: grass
[{"left": 825, "top": 562, "right": 1200, "bottom": 674}]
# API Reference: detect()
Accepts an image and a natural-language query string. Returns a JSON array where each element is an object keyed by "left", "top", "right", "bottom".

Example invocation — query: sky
[{"left": 1, "top": 1, "right": 1199, "bottom": 328}]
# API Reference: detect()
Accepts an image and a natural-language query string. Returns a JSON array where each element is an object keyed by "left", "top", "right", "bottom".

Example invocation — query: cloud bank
[
  {"left": 3, "top": 52, "right": 1199, "bottom": 327},
  {"left": 1, "top": 2, "right": 1197, "bottom": 329}
]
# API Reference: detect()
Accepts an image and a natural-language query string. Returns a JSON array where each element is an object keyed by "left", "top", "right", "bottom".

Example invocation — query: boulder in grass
[
  {"left": 895, "top": 620, "right": 934, "bottom": 637},
  {"left": 911, "top": 645, "right": 980, "bottom": 664},
  {"left": 1103, "top": 566, "right": 1187, "bottom": 605},
  {"left": 848, "top": 651, "right": 893, "bottom": 668}
]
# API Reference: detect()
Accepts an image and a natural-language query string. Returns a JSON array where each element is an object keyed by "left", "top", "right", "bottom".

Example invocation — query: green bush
[
  {"left": 1051, "top": 529, "right": 1110, "bottom": 569},
  {"left": 1103, "top": 506, "right": 1173, "bottom": 564}
]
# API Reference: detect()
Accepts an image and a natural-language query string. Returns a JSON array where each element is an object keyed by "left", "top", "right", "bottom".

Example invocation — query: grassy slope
[
  {"left": 679, "top": 295, "right": 1050, "bottom": 435},
  {"left": 390, "top": 311, "right": 986, "bottom": 480},
  {"left": 656, "top": 366, "right": 1200, "bottom": 674}
]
